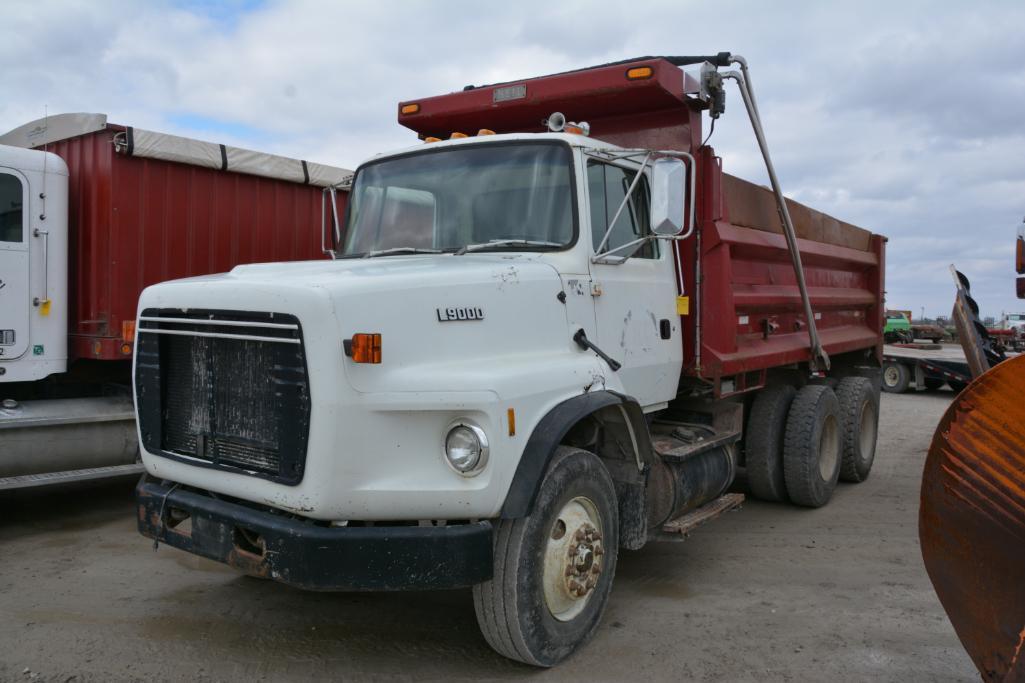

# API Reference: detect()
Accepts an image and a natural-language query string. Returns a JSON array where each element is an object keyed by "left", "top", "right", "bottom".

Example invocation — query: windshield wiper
[
  {"left": 361, "top": 247, "right": 442, "bottom": 258},
  {"left": 455, "top": 239, "right": 563, "bottom": 255}
]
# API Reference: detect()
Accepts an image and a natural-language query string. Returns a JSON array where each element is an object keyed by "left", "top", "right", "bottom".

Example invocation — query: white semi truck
[{"left": 135, "top": 56, "right": 886, "bottom": 665}]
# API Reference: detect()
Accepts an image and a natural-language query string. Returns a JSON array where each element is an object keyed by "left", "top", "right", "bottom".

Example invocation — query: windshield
[{"left": 340, "top": 142, "right": 575, "bottom": 256}]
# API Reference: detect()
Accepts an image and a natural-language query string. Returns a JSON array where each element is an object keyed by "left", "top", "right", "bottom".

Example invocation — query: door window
[
  {"left": 587, "top": 161, "right": 656, "bottom": 258},
  {"left": 0, "top": 174, "right": 24, "bottom": 243}
]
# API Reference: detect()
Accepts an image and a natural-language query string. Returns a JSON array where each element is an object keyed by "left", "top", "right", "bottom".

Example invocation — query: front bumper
[{"left": 136, "top": 477, "right": 493, "bottom": 591}]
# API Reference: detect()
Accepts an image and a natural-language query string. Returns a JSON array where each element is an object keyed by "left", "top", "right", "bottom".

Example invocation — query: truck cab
[
  {"left": 136, "top": 56, "right": 885, "bottom": 666},
  {"left": 0, "top": 145, "right": 69, "bottom": 383}
]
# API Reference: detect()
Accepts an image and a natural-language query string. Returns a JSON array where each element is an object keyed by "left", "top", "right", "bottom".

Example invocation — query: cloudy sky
[{"left": 4, "top": 0, "right": 1023, "bottom": 319}]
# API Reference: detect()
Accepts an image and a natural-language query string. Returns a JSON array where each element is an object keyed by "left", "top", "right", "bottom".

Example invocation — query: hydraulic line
[{"left": 722, "top": 56, "right": 829, "bottom": 372}]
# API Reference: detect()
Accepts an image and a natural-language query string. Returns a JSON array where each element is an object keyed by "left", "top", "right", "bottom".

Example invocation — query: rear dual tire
[
  {"left": 836, "top": 377, "right": 879, "bottom": 483},
  {"left": 783, "top": 385, "right": 843, "bottom": 508},
  {"left": 745, "top": 385, "right": 797, "bottom": 502}
]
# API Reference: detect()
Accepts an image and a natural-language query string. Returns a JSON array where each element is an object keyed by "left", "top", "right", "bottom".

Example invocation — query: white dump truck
[{"left": 136, "top": 56, "right": 885, "bottom": 666}]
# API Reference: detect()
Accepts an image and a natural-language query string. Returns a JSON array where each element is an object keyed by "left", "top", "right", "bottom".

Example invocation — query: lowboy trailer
[{"left": 134, "top": 55, "right": 886, "bottom": 666}]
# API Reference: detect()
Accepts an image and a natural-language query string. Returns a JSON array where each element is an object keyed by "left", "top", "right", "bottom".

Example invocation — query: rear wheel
[
  {"left": 473, "top": 446, "right": 619, "bottom": 667},
  {"left": 836, "top": 377, "right": 879, "bottom": 483},
  {"left": 881, "top": 361, "right": 910, "bottom": 393},
  {"left": 744, "top": 384, "right": 797, "bottom": 502},
  {"left": 922, "top": 377, "right": 944, "bottom": 391},
  {"left": 783, "top": 385, "right": 842, "bottom": 508}
]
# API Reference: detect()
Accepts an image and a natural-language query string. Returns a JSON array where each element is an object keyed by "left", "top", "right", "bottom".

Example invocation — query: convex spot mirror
[{"left": 650, "top": 157, "right": 686, "bottom": 236}]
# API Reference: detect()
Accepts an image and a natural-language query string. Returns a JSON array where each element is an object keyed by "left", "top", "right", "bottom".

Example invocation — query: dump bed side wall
[
  {"left": 682, "top": 147, "right": 884, "bottom": 384},
  {"left": 49, "top": 128, "right": 346, "bottom": 361}
]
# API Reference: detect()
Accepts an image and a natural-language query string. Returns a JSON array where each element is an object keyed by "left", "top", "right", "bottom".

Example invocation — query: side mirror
[{"left": 649, "top": 158, "right": 686, "bottom": 236}]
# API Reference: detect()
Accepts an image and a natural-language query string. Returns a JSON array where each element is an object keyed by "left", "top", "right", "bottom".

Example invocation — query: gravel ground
[{"left": 0, "top": 390, "right": 977, "bottom": 682}]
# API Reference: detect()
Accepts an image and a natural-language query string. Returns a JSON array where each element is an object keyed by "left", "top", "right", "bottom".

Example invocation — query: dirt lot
[{"left": 0, "top": 391, "right": 976, "bottom": 681}]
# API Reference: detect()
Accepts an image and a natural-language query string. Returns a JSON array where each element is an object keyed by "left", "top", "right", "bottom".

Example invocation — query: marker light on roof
[
  {"left": 400, "top": 103, "right": 420, "bottom": 115},
  {"left": 424, "top": 137, "right": 441, "bottom": 143},
  {"left": 450, "top": 132, "right": 468, "bottom": 139},
  {"left": 626, "top": 66, "right": 654, "bottom": 80},
  {"left": 564, "top": 122, "right": 590, "bottom": 136},
  {"left": 477, "top": 129, "right": 495, "bottom": 136}
]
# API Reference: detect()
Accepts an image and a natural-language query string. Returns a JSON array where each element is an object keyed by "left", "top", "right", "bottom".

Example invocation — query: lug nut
[
  {"left": 574, "top": 529, "right": 585, "bottom": 541},
  {"left": 594, "top": 546, "right": 604, "bottom": 556}
]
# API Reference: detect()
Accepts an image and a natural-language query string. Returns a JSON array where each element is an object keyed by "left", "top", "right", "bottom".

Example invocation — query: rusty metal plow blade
[{"left": 920, "top": 354, "right": 1025, "bottom": 681}]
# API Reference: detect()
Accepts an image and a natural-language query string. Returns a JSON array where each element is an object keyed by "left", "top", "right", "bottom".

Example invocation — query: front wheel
[{"left": 473, "top": 446, "right": 619, "bottom": 667}]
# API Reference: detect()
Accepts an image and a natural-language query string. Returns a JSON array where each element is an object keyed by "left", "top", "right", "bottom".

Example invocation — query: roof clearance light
[
  {"left": 564, "top": 122, "right": 590, "bottom": 136},
  {"left": 477, "top": 129, "right": 496, "bottom": 136},
  {"left": 450, "top": 132, "right": 468, "bottom": 139},
  {"left": 626, "top": 66, "right": 654, "bottom": 80},
  {"left": 400, "top": 103, "right": 420, "bottom": 115},
  {"left": 424, "top": 136, "right": 442, "bottom": 143}
]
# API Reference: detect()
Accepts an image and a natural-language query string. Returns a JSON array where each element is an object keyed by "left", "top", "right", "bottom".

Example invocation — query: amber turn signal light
[
  {"left": 626, "top": 65, "right": 654, "bottom": 80},
  {"left": 400, "top": 103, "right": 420, "bottom": 115},
  {"left": 345, "top": 333, "right": 382, "bottom": 364}
]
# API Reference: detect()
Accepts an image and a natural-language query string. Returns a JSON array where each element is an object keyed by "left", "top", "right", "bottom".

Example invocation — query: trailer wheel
[
  {"left": 881, "top": 361, "right": 910, "bottom": 393},
  {"left": 472, "top": 446, "right": 618, "bottom": 667},
  {"left": 949, "top": 380, "right": 968, "bottom": 393},
  {"left": 744, "top": 384, "right": 797, "bottom": 502},
  {"left": 836, "top": 377, "right": 879, "bottom": 483},
  {"left": 922, "top": 378, "right": 944, "bottom": 391},
  {"left": 783, "top": 385, "right": 842, "bottom": 508}
]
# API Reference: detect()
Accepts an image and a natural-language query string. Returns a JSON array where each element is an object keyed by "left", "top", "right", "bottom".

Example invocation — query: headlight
[{"left": 444, "top": 422, "right": 489, "bottom": 475}]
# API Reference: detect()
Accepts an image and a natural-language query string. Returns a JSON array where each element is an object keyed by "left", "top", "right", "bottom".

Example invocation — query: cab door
[
  {"left": 586, "top": 159, "right": 682, "bottom": 407},
  {"left": 0, "top": 168, "right": 30, "bottom": 361}
]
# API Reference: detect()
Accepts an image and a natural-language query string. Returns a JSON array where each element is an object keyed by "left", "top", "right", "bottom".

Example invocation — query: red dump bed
[
  {"left": 12, "top": 122, "right": 349, "bottom": 361},
  {"left": 399, "top": 57, "right": 885, "bottom": 387}
]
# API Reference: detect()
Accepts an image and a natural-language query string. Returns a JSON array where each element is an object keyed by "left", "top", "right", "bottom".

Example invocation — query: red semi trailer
[
  {"left": 0, "top": 113, "right": 349, "bottom": 489},
  {"left": 134, "top": 55, "right": 885, "bottom": 665}
]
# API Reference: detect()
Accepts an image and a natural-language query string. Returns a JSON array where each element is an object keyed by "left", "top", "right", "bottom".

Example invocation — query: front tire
[{"left": 473, "top": 446, "right": 619, "bottom": 667}]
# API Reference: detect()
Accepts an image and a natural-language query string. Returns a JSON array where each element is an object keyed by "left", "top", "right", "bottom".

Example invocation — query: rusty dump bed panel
[
  {"left": 47, "top": 127, "right": 346, "bottom": 361},
  {"left": 398, "top": 56, "right": 885, "bottom": 385},
  {"left": 685, "top": 156, "right": 884, "bottom": 383}
]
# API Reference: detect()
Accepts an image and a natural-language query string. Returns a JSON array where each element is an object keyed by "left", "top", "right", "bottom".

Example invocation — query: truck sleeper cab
[{"left": 137, "top": 56, "right": 885, "bottom": 667}]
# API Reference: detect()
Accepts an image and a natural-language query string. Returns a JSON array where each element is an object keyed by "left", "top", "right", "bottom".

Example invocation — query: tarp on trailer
[{"left": 0, "top": 113, "right": 351, "bottom": 189}]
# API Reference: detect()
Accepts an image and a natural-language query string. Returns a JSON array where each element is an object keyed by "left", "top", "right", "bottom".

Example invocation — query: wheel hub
[
  {"left": 563, "top": 523, "right": 604, "bottom": 598},
  {"left": 543, "top": 496, "right": 604, "bottom": 621}
]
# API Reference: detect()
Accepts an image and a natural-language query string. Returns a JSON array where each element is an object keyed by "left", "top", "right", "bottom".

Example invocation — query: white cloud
[{"left": 2, "top": 0, "right": 1024, "bottom": 317}]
